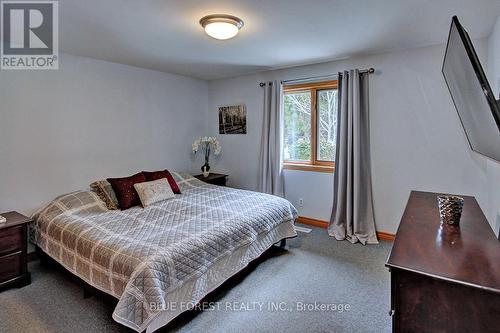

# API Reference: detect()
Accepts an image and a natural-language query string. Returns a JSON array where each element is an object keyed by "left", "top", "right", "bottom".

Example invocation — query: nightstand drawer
[
  {"left": 194, "top": 173, "right": 228, "bottom": 186},
  {"left": 0, "top": 252, "right": 23, "bottom": 282},
  {"left": 209, "top": 177, "right": 227, "bottom": 186},
  {"left": 0, "top": 226, "right": 23, "bottom": 255}
]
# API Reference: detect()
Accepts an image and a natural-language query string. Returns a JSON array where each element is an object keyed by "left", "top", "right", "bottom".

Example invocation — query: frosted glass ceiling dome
[{"left": 199, "top": 14, "right": 244, "bottom": 40}]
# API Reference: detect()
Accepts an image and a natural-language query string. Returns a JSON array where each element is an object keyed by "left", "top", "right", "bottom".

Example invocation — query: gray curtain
[
  {"left": 258, "top": 81, "right": 284, "bottom": 196},
  {"left": 328, "top": 70, "right": 378, "bottom": 244}
]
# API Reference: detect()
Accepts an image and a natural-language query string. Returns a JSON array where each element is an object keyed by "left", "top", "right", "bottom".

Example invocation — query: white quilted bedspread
[{"left": 31, "top": 172, "right": 297, "bottom": 332}]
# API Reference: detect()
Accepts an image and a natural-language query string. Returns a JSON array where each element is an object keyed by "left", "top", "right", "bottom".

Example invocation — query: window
[{"left": 283, "top": 80, "right": 338, "bottom": 172}]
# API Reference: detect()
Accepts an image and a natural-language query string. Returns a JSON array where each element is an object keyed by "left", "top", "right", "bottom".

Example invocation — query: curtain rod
[{"left": 259, "top": 67, "right": 375, "bottom": 87}]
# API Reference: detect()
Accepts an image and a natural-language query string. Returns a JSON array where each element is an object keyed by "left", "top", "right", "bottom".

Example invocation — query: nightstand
[
  {"left": 0, "top": 211, "right": 31, "bottom": 291},
  {"left": 194, "top": 173, "right": 228, "bottom": 186}
]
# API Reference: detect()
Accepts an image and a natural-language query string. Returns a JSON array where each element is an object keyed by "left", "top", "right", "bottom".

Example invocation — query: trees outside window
[{"left": 283, "top": 80, "right": 337, "bottom": 172}]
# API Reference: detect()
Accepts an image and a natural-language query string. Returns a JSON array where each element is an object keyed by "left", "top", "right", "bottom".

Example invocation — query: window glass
[
  {"left": 283, "top": 91, "right": 311, "bottom": 162},
  {"left": 317, "top": 89, "right": 338, "bottom": 161}
]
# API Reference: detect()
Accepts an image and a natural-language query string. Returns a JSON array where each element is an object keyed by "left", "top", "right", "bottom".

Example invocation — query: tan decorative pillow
[
  {"left": 134, "top": 179, "right": 175, "bottom": 207},
  {"left": 90, "top": 180, "right": 120, "bottom": 210}
]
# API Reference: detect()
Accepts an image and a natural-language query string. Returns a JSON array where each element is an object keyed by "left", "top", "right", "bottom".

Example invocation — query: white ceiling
[{"left": 58, "top": 0, "right": 500, "bottom": 80}]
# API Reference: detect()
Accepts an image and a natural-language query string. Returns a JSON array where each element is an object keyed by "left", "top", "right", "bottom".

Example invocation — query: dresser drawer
[
  {"left": 0, "top": 226, "right": 23, "bottom": 255},
  {"left": 0, "top": 252, "right": 23, "bottom": 282}
]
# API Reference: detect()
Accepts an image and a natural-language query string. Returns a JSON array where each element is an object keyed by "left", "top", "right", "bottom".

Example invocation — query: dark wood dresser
[
  {"left": 194, "top": 173, "right": 228, "bottom": 186},
  {"left": 0, "top": 211, "right": 31, "bottom": 291},
  {"left": 386, "top": 191, "right": 500, "bottom": 332}
]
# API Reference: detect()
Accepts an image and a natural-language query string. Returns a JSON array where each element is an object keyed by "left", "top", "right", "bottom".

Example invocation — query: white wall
[
  {"left": 282, "top": 170, "right": 334, "bottom": 221},
  {"left": 487, "top": 15, "right": 500, "bottom": 96},
  {"left": 0, "top": 53, "right": 208, "bottom": 215},
  {"left": 486, "top": 15, "right": 500, "bottom": 236},
  {"left": 208, "top": 41, "right": 500, "bottom": 235}
]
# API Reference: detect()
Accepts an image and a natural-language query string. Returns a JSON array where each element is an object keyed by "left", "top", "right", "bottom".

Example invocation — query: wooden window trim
[
  {"left": 284, "top": 80, "right": 338, "bottom": 92},
  {"left": 283, "top": 163, "right": 334, "bottom": 173},
  {"left": 283, "top": 80, "right": 337, "bottom": 173}
]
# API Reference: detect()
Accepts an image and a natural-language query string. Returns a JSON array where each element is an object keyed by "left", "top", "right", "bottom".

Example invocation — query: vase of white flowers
[{"left": 192, "top": 137, "right": 221, "bottom": 176}]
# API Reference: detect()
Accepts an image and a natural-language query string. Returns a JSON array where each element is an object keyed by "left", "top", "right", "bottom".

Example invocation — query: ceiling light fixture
[{"left": 199, "top": 14, "right": 244, "bottom": 40}]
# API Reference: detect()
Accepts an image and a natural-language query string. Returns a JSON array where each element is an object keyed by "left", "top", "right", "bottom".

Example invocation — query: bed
[{"left": 31, "top": 172, "right": 297, "bottom": 332}]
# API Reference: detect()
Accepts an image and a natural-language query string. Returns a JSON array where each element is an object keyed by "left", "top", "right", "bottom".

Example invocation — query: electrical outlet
[{"left": 298, "top": 198, "right": 304, "bottom": 207}]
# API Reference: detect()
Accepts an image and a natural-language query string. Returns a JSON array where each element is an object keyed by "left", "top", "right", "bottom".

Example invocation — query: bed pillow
[
  {"left": 134, "top": 178, "right": 175, "bottom": 207},
  {"left": 90, "top": 180, "right": 120, "bottom": 210},
  {"left": 142, "top": 170, "right": 181, "bottom": 194},
  {"left": 107, "top": 172, "right": 146, "bottom": 209}
]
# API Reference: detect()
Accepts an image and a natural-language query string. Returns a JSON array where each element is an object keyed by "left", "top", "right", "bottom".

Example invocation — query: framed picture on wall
[{"left": 219, "top": 104, "right": 247, "bottom": 134}]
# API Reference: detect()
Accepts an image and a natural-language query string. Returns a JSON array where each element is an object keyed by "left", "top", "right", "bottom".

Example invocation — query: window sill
[{"left": 283, "top": 163, "right": 334, "bottom": 173}]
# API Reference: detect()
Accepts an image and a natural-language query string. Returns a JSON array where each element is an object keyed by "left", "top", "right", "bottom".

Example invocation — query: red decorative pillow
[
  {"left": 107, "top": 172, "right": 146, "bottom": 209},
  {"left": 142, "top": 170, "right": 181, "bottom": 194}
]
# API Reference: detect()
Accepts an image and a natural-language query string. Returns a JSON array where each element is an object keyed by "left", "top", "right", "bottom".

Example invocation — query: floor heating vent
[{"left": 294, "top": 225, "right": 312, "bottom": 233}]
